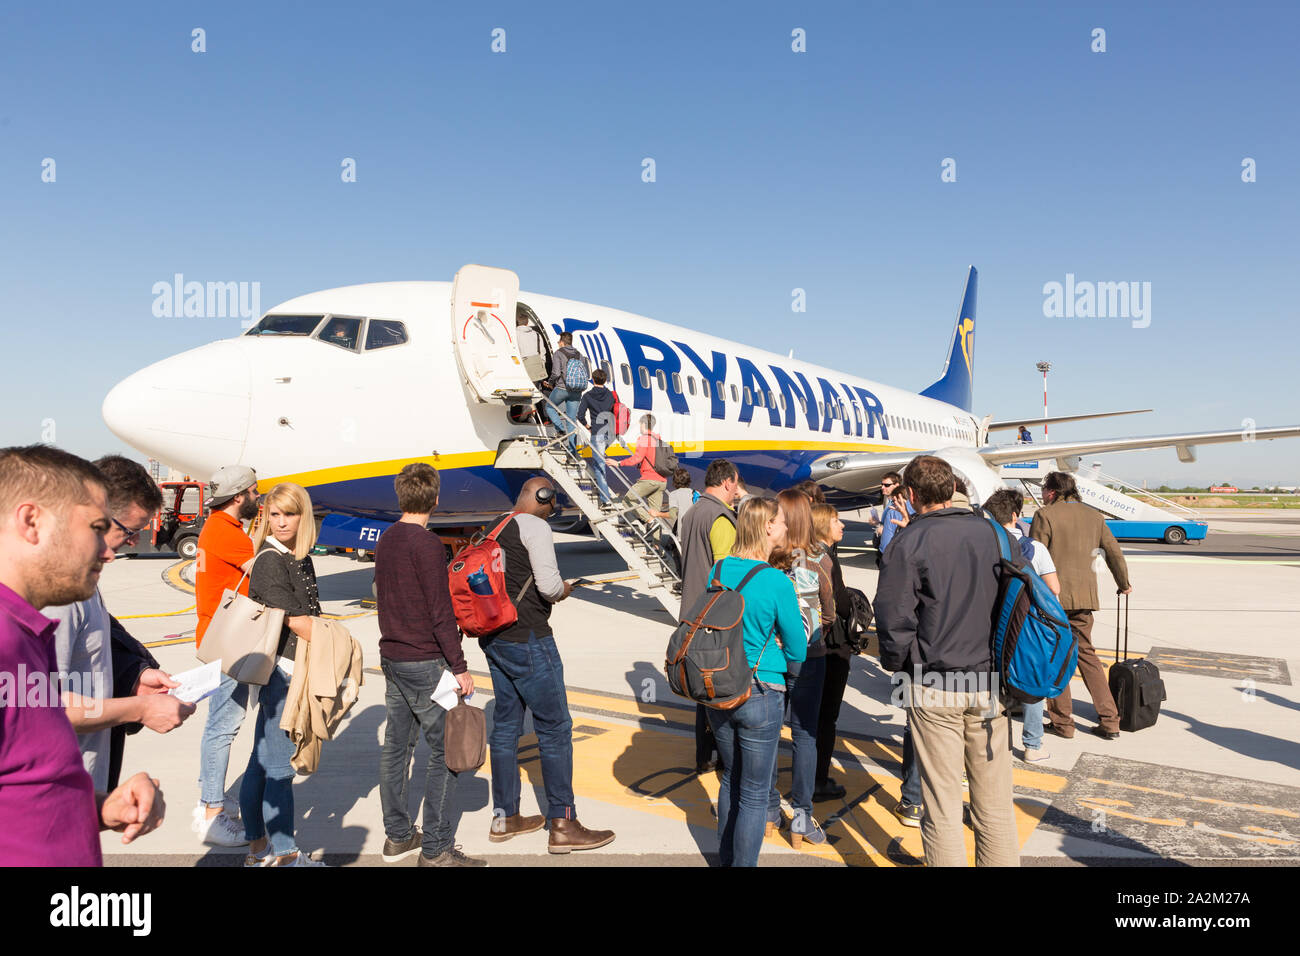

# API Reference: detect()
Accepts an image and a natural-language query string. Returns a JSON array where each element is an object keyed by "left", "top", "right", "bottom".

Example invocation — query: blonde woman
[
  {"left": 241, "top": 482, "right": 325, "bottom": 867},
  {"left": 811, "top": 503, "right": 854, "bottom": 801},
  {"left": 705, "top": 497, "right": 806, "bottom": 867}
]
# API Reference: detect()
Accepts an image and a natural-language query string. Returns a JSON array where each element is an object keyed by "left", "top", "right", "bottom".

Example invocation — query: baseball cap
[{"left": 206, "top": 465, "right": 258, "bottom": 507}]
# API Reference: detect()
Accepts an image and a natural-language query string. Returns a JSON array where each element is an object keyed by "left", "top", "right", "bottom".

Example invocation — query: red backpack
[
  {"left": 610, "top": 389, "right": 631, "bottom": 437},
  {"left": 447, "top": 513, "right": 534, "bottom": 637}
]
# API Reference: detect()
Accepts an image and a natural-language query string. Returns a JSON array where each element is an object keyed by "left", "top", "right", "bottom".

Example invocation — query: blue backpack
[
  {"left": 983, "top": 511, "right": 1078, "bottom": 703},
  {"left": 563, "top": 352, "right": 589, "bottom": 390}
]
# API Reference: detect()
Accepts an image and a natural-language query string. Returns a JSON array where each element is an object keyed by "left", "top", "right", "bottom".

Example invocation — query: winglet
[{"left": 920, "top": 266, "right": 977, "bottom": 412}]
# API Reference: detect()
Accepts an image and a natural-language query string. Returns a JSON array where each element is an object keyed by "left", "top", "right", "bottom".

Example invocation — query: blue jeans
[
  {"left": 239, "top": 666, "right": 298, "bottom": 857},
  {"left": 379, "top": 657, "right": 459, "bottom": 857},
  {"left": 708, "top": 683, "right": 784, "bottom": 867},
  {"left": 901, "top": 719, "right": 922, "bottom": 806},
  {"left": 588, "top": 431, "right": 612, "bottom": 502},
  {"left": 199, "top": 673, "right": 249, "bottom": 807},
  {"left": 770, "top": 652, "right": 825, "bottom": 829},
  {"left": 483, "top": 635, "right": 575, "bottom": 819},
  {"left": 546, "top": 387, "right": 582, "bottom": 452},
  {"left": 1021, "top": 698, "right": 1045, "bottom": 750}
]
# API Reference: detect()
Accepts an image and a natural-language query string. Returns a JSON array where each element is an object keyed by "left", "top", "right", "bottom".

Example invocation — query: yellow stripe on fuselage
[{"left": 259, "top": 438, "right": 921, "bottom": 490}]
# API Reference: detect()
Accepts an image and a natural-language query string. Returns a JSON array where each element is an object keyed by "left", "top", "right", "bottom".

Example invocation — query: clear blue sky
[{"left": 3, "top": 1, "right": 1297, "bottom": 487}]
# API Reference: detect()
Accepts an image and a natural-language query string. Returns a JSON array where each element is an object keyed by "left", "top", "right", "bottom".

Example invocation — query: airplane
[{"left": 102, "top": 264, "right": 1300, "bottom": 549}]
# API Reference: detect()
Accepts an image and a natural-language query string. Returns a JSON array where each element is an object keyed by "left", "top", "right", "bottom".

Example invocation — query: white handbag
[{"left": 196, "top": 550, "right": 285, "bottom": 686}]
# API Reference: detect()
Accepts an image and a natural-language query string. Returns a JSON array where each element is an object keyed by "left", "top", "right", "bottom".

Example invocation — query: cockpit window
[
  {"left": 365, "top": 319, "right": 408, "bottom": 350},
  {"left": 316, "top": 316, "right": 363, "bottom": 351},
  {"left": 245, "top": 314, "right": 324, "bottom": 337}
]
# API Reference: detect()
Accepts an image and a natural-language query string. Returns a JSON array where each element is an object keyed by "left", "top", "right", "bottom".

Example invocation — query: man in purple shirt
[
  {"left": 0, "top": 445, "right": 166, "bottom": 865},
  {"left": 374, "top": 463, "right": 482, "bottom": 867}
]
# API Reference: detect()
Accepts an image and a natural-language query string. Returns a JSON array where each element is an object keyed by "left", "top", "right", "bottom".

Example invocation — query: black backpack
[
  {"left": 826, "top": 587, "right": 873, "bottom": 654},
  {"left": 651, "top": 434, "right": 679, "bottom": 479},
  {"left": 665, "top": 563, "right": 772, "bottom": 710}
]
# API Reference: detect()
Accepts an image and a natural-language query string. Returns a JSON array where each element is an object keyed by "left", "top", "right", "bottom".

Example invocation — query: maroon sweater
[{"left": 375, "top": 521, "right": 466, "bottom": 672}]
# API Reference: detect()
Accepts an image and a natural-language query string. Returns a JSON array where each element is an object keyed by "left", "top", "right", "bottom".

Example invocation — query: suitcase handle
[{"left": 1115, "top": 591, "right": 1129, "bottom": 663}]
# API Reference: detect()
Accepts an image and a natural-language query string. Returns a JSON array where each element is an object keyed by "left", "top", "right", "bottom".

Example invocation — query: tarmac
[{"left": 95, "top": 509, "right": 1300, "bottom": 866}]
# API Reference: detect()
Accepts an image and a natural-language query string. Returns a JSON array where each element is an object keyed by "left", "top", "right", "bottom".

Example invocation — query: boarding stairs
[
  {"left": 493, "top": 400, "right": 683, "bottom": 617},
  {"left": 1015, "top": 462, "right": 1202, "bottom": 523}
]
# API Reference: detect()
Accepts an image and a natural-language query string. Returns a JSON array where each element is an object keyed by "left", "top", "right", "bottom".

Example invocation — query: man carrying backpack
[
  {"left": 1030, "top": 471, "right": 1131, "bottom": 741},
  {"left": 479, "top": 477, "right": 616, "bottom": 853},
  {"left": 616, "top": 414, "right": 674, "bottom": 525},
  {"left": 876, "top": 456, "right": 1017, "bottom": 867},
  {"left": 576, "top": 367, "right": 617, "bottom": 503},
  {"left": 545, "top": 332, "right": 589, "bottom": 454}
]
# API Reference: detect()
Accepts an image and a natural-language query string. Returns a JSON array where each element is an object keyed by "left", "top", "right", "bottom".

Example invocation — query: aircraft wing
[
  {"left": 978, "top": 424, "right": 1300, "bottom": 466},
  {"left": 986, "top": 409, "right": 1152, "bottom": 431},
  {"left": 811, "top": 451, "right": 922, "bottom": 495},
  {"left": 810, "top": 424, "right": 1300, "bottom": 495}
]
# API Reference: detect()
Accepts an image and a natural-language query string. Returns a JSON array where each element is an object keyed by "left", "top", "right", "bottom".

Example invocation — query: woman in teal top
[{"left": 706, "top": 497, "right": 806, "bottom": 867}]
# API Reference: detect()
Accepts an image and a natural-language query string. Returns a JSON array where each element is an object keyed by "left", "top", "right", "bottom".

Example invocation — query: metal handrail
[
  {"left": 534, "top": 395, "right": 679, "bottom": 579},
  {"left": 1091, "top": 468, "right": 1203, "bottom": 520}
]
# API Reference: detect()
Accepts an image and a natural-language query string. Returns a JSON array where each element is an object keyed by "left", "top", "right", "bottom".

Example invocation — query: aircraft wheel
[{"left": 1163, "top": 526, "right": 1187, "bottom": 545}]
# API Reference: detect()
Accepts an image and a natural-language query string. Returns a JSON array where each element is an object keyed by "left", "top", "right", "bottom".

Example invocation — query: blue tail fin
[{"left": 920, "top": 266, "right": 977, "bottom": 412}]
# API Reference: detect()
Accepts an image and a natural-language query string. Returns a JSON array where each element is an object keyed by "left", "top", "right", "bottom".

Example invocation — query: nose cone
[{"left": 103, "top": 340, "right": 252, "bottom": 477}]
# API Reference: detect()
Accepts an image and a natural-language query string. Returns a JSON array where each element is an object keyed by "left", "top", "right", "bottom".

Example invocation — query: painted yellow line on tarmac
[
  {"left": 119, "top": 604, "right": 196, "bottom": 619},
  {"left": 437, "top": 669, "right": 1063, "bottom": 865}
]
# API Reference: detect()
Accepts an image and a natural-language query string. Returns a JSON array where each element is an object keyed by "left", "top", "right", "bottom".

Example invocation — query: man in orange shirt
[{"left": 192, "top": 465, "right": 259, "bottom": 846}]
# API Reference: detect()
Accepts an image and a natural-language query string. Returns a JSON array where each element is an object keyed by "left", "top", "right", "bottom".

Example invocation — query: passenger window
[
  {"left": 622, "top": 364, "right": 632, "bottom": 386},
  {"left": 246, "top": 314, "right": 324, "bottom": 337},
  {"left": 768, "top": 391, "right": 777, "bottom": 408},
  {"left": 656, "top": 370, "right": 667, "bottom": 391},
  {"left": 687, "top": 376, "right": 696, "bottom": 396},
  {"left": 818, "top": 402, "right": 825, "bottom": 416},
  {"left": 744, "top": 387, "right": 753, "bottom": 404},
  {"left": 639, "top": 367, "right": 650, "bottom": 389},
  {"left": 702, "top": 379, "right": 711, "bottom": 399},
  {"left": 853, "top": 405, "right": 862, "bottom": 423},
  {"left": 671, "top": 372, "right": 682, "bottom": 394},
  {"left": 601, "top": 361, "right": 613, "bottom": 381},
  {"left": 730, "top": 384, "right": 739, "bottom": 403},
  {"left": 316, "top": 316, "right": 363, "bottom": 351},
  {"left": 755, "top": 390, "right": 765, "bottom": 408},
  {"left": 364, "top": 319, "right": 408, "bottom": 350},
  {"left": 799, "top": 397, "right": 807, "bottom": 414},
  {"left": 779, "top": 394, "right": 787, "bottom": 411}
]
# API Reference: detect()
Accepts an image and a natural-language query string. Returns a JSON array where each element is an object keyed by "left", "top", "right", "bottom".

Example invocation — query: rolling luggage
[{"left": 1107, "top": 593, "right": 1165, "bottom": 732}]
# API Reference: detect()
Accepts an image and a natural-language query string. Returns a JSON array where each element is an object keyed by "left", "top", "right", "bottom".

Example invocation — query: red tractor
[{"left": 118, "top": 480, "right": 209, "bottom": 560}]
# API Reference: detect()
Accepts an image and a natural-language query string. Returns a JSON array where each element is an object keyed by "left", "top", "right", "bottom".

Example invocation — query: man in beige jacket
[{"left": 1030, "top": 472, "right": 1132, "bottom": 740}]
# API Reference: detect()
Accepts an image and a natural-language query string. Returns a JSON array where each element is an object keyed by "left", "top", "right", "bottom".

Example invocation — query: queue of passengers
[{"left": 0, "top": 333, "right": 1131, "bottom": 868}]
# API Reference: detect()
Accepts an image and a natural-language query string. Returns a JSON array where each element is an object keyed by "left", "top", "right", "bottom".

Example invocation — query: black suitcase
[{"left": 1106, "top": 593, "right": 1166, "bottom": 732}]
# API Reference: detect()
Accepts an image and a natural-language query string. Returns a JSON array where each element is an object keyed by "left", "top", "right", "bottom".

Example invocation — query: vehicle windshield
[{"left": 245, "top": 314, "right": 324, "bottom": 336}]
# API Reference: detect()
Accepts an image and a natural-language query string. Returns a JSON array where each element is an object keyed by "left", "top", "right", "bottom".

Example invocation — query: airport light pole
[{"left": 1036, "top": 361, "right": 1051, "bottom": 439}]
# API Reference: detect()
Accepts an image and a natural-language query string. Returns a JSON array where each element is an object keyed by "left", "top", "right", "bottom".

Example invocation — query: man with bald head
[{"left": 478, "top": 476, "right": 615, "bottom": 853}]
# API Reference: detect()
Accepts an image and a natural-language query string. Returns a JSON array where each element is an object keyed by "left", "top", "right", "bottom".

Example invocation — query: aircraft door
[{"left": 451, "top": 264, "right": 538, "bottom": 403}]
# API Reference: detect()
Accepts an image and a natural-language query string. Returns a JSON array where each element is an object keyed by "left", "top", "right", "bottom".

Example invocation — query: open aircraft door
[{"left": 451, "top": 264, "right": 538, "bottom": 404}]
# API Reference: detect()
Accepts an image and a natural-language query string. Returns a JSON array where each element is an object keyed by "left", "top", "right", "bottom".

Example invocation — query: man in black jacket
[
  {"left": 876, "top": 456, "right": 1017, "bottom": 867},
  {"left": 576, "top": 367, "right": 617, "bottom": 502}
]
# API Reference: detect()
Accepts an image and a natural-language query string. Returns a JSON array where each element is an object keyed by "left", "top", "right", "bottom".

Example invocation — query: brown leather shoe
[
  {"left": 547, "top": 817, "right": 615, "bottom": 854},
  {"left": 488, "top": 813, "right": 546, "bottom": 843}
]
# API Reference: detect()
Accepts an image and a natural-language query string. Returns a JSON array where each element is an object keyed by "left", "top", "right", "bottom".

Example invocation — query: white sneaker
[
  {"left": 1023, "top": 747, "right": 1051, "bottom": 762},
  {"left": 192, "top": 804, "right": 248, "bottom": 847}
]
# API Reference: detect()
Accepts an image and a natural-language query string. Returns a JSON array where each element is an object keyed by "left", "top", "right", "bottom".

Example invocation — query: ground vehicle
[
  {"left": 117, "top": 480, "right": 209, "bottom": 558},
  {"left": 1104, "top": 519, "right": 1208, "bottom": 545}
]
